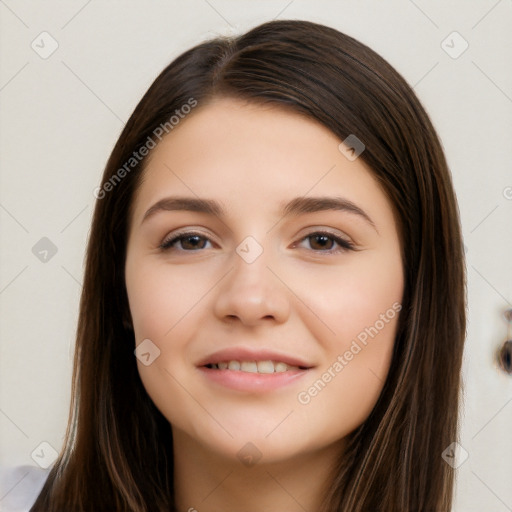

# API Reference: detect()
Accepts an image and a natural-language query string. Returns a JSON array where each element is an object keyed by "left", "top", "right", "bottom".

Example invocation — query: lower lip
[{"left": 198, "top": 367, "right": 309, "bottom": 392}]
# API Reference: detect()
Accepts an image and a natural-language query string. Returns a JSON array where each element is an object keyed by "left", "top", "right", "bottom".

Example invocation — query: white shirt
[{"left": 0, "top": 465, "right": 50, "bottom": 512}]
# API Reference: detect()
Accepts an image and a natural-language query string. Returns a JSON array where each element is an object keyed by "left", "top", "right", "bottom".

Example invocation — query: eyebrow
[{"left": 141, "top": 195, "right": 378, "bottom": 232}]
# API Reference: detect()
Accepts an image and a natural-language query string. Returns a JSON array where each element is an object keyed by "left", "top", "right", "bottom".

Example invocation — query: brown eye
[
  {"left": 160, "top": 233, "right": 211, "bottom": 251},
  {"left": 308, "top": 234, "right": 335, "bottom": 250},
  {"left": 297, "top": 231, "right": 355, "bottom": 253},
  {"left": 179, "top": 235, "right": 208, "bottom": 250}
]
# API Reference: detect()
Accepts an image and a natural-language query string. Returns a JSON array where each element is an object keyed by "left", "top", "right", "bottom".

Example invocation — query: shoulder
[{"left": 0, "top": 465, "right": 50, "bottom": 512}]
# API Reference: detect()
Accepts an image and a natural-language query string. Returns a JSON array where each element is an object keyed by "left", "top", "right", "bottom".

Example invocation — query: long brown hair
[{"left": 31, "top": 19, "right": 466, "bottom": 511}]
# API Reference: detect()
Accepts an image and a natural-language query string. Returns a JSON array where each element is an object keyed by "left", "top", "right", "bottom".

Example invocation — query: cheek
[
  {"left": 125, "top": 258, "right": 215, "bottom": 422},
  {"left": 289, "top": 251, "right": 402, "bottom": 431},
  {"left": 125, "top": 258, "right": 214, "bottom": 339},
  {"left": 293, "top": 291, "right": 400, "bottom": 444},
  {"left": 125, "top": 258, "right": 206, "bottom": 435},
  {"left": 296, "top": 344, "right": 395, "bottom": 445},
  {"left": 288, "top": 249, "right": 403, "bottom": 346}
]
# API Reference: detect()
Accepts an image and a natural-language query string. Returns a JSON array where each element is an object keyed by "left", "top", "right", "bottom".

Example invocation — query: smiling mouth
[{"left": 204, "top": 360, "right": 309, "bottom": 374}]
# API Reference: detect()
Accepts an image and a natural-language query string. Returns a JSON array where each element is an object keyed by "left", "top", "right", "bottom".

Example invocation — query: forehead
[
  {"left": 148, "top": 97, "right": 342, "bottom": 170},
  {"left": 130, "top": 97, "right": 391, "bottom": 226}
]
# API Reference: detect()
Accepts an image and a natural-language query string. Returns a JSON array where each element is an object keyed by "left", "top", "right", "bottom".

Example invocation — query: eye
[
  {"left": 159, "top": 230, "right": 354, "bottom": 254},
  {"left": 295, "top": 231, "right": 355, "bottom": 253},
  {"left": 160, "top": 231, "right": 213, "bottom": 251}
]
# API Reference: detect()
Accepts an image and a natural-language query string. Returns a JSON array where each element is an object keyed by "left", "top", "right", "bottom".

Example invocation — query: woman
[{"left": 28, "top": 19, "right": 466, "bottom": 511}]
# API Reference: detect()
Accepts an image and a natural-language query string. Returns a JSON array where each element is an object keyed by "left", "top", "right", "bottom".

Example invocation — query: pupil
[
  {"left": 183, "top": 236, "right": 204, "bottom": 250},
  {"left": 311, "top": 234, "right": 332, "bottom": 250}
]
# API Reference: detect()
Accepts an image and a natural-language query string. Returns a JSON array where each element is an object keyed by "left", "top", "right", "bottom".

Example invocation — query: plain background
[{"left": 0, "top": 1, "right": 511, "bottom": 510}]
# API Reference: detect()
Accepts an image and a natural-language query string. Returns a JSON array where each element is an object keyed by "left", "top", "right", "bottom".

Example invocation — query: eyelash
[{"left": 159, "top": 230, "right": 355, "bottom": 254}]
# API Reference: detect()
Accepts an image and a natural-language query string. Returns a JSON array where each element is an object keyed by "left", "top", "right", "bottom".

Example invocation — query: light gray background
[{"left": 1, "top": 1, "right": 511, "bottom": 511}]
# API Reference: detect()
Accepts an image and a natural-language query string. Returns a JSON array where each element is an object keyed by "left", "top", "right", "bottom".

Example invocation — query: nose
[{"left": 213, "top": 248, "right": 291, "bottom": 327}]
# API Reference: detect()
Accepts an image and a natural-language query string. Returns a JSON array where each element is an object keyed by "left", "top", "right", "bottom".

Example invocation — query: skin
[{"left": 124, "top": 97, "right": 404, "bottom": 511}]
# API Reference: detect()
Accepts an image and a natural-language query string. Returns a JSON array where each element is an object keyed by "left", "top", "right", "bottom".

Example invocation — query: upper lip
[{"left": 197, "top": 347, "right": 313, "bottom": 369}]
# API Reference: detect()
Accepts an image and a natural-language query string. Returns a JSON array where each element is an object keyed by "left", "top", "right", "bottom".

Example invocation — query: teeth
[
  {"left": 274, "top": 362, "right": 288, "bottom": 373},
  {"left": 228, "top": 360, "right": 240, "bottom": 371},
  {"left": 257, "top": 360, "right": 275, "bottom": 374},
  {"left": 209, "top": 360, "right": 303, "bottom": 373},
  {"left": 240, "top": 361, "right": 258, "bottom": 373}
]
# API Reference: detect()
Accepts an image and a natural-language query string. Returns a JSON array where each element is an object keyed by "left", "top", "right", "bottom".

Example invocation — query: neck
[{"left": 172, "top": 429, "right": 345, "bottom": 512}]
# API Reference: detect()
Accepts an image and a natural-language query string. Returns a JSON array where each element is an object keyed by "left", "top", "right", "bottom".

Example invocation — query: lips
[
  {"left": 197, "top": 347, "right": 313, "bottom": 392},
  {"left": 206, "top": 360, "right": 300, "bottom": 374},
  {"left": 197, "top": 347, "right": 312, "bottom": 370}
]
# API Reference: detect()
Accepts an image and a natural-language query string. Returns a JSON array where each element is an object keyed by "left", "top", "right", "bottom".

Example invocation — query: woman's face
[{"left": 125, "top": 97, "right": 404, "bottom": 465}]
